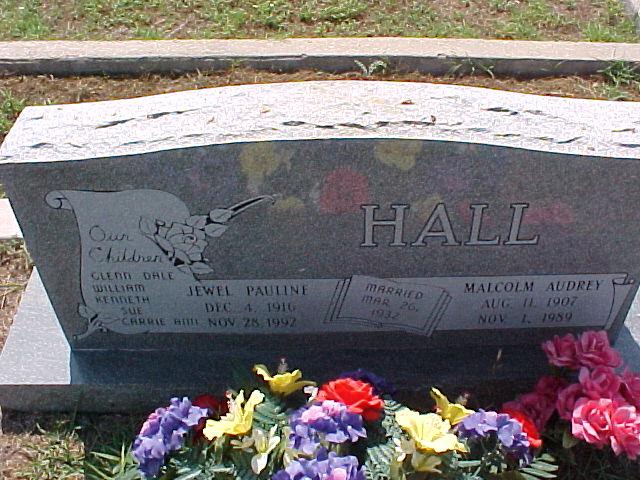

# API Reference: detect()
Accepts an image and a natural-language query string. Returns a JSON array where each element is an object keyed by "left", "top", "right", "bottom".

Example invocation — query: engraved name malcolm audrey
[{"left": 361, "top": 203, "right": 539, "bottom": 247}]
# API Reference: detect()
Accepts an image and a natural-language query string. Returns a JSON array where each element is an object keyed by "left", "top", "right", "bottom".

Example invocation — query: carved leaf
[
  {"left": 139, "top": 217, "right": 157, "bottom": 236},
  {"left": 204, "top": 223, "right": 228, "bottom": 238},
  {"left": 174, "top": 249, "right": 191, "bottom": 264},
  {"left": 186, "top": 215, "right": 208, "bottom": 229},
  {"left": 190, "top": 262, "right": 214, "bottom": 275},
  {"left": 154, "top": 235, "right": 175, "bottom": 255},
  {"left": 209, "top": 208, "right": 234, "bottom": 223},
  {"left": 78, "top": 304, "right": 95, "bottom": 319},
  {"left": 177, "top": 264, "right": 193, "bottom": 276}
]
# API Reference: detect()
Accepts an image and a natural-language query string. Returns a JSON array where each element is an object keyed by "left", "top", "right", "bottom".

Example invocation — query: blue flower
[
  {"left": 132, "top": 397, "right": 208, "bottom": 478},
  {"left": 273, "top": 449, "right": 365, "bottom": 480},
  {"left": 289, "top": 401, "right": 366, "bottom": 456},
  {"left": 457, "top": 410, "right": 532, "bottom": 467},
  {"left": 338, "top": 369, "right": 396, "bottom": 395}
]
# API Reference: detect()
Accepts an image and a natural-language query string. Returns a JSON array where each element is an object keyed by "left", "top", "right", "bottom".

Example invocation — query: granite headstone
[{"left": 1, "top": 81, "right": 640, "bottom": 411}]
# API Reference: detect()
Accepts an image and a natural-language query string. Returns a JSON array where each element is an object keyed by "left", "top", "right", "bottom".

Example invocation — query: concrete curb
[
  {"left": 0, "top": 199, "right": 21, "bottom": 240},
  {"left": 0, "top": 38, "right": 639, "bottom": 77}
]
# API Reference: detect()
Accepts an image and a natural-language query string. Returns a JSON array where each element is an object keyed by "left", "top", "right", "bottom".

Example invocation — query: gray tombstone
[{"left": 1, "top": 81, "right": 640, "bottom": 411}]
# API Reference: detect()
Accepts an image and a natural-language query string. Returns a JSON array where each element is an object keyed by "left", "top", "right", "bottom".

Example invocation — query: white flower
[
  {"left": 304, "top": 385, "right": 319, "bottom": 402},
  {"left": 250, "top": 425, "right": 281, "bottom": 474},
  {"left": 393, "top": 437, "right": 416, "bottom": 462}
]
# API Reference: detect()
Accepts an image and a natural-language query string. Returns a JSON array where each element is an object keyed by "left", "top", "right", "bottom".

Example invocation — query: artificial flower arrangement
[{"left": 127, "top": 331, "right": 640, "bottom": 480}]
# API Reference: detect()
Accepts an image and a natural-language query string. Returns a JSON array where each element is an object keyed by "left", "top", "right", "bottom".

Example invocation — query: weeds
[
  {"left": 15, "top": 421, "right": 84, "bottom": 480},
  {"left": 354, "top": 59, "right": 388, "bottom": 77},
  {"left": 599, "top": 60, "right": 640, "bottom": 100},
  {"left": 447, "top": 58, "right": 496, "bottom": 78},
  {"left": 0, "top": 89, "right": 26, "bottom": 136},
  {"left": 582, "top": 0, "right": 637, "bottom": 41}
]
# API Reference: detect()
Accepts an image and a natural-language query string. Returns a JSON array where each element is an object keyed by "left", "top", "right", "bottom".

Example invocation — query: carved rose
[{"left": 154, "top": 222, "right": 207, "bottom": 265}]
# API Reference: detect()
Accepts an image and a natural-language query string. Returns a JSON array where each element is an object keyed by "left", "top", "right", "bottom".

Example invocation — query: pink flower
[
  {"left": 571, "top": 398, "right": 614, "bottom": 448},
  {"left": 557, "top": 383, "right": 585, "bottom": 421},
  {"left": 575, "top": 331, "right": 622, "bottom": 369},
  {"left": 621, "top": 370, "right": 640, "bottom": 409},
  {"left": 503, "top": 392, "right": 555, "bottom": 431},
  {"left": 534, "top": 375, "right": 568, "bottom": 401},
  {"left": 579, "top": 366, "right": 622, "bottom": 400},
  {"left": 610, "top": 404, "right": 640, "bottom": 460},
  {"left": 542, "top": 333, "right": 579, "bottom": 369}
]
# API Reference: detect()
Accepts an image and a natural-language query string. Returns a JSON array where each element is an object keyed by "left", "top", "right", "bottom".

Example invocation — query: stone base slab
[
  {"left": 1, "top": 269, "right": 640, "bottom": 412},
  {"left": 0, "top": 38, "right": 639, "bottom": 77}
]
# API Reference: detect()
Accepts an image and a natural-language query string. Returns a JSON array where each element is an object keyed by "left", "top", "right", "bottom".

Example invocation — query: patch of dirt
[
  {"left": 0, "top": 69, "right": 637, "bottom": 144},
  {"left": 0, "top": 241, "right": 30, "bottom": 351}
]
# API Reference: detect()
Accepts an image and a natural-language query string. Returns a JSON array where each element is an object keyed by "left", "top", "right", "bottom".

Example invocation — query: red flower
[
  {"left": 318, "top": 168, "right": 370, "bottom": 215},
  {"left": 502, "top": 407, "right": 543, "bottom": 449},
  {"left": 503, "top": 392, "right": 555, "bottom": 432},
  {"left": 316, "top": 378, "right": 384, "bottom": 422},
  {"left": 192, "top": 394, "right": 228, "bottom": 439}
]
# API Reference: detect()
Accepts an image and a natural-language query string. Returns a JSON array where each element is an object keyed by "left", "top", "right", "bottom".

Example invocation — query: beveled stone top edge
[{"left": 1, "top": 81, "right": 639, "bottom": 163}]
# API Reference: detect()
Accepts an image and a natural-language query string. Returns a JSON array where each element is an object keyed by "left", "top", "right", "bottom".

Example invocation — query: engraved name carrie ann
[{"left": 360, "top": 203, "right": 539, "bottom": 247}]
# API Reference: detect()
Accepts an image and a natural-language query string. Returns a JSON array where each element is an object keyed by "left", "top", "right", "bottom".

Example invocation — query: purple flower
[
  {"left": 132, "top": 397, "right": 208, "bottom": 478},
  {"left": 338, "top": 369, "right": 396, "bottom": 395},
  {"left": 273, "top": 449, "right": 365, "bottom": 480},
  {"left": 289, "top": 401, "right": 366, "bottom": 455},
  {"left": 457, "top": 410, "right": 532, "bottom": 467}
]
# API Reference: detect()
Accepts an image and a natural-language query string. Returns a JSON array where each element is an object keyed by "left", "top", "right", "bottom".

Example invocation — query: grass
[
  {"left": 0, "top": 0, "right": 636, "bottom": 42},
  {"left": 599, "top": 60, "right": 640, "bottom": 100},
  {"left": 15, "top": 422, "right": 84, "bottom": 479},
  {"left": 0, "top": 89, "right": 25, "bottom": 137},
  {"left": 0, "top": 409, "right": 140, "bottom": 480}
]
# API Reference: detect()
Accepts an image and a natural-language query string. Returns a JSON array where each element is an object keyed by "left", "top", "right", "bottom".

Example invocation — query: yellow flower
[
  {"left": 254, "top": 364, "right": 315, "bottom": 396},
  {"left": 395, "top": 408, "right": 466, "bottom": 454},
  {"left": 430, "top": 388, "right": 473, "bottom": 425},
  {"left": 202, "top": 390, "right": 264, "bottom": 440}
]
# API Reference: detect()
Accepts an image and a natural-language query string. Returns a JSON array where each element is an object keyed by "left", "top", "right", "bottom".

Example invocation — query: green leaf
[
  {"left": 174, "top": 470, "right": 203, "bottom": 480},
  {"left": 537, "top": 454, "right": 556, "bottom": 463},
  {"left": 528, "top": 461, "right": 558, "bottom": 472},
  {"left": 520, "top": 467, "right": 557, "bottom": 478},
  {"left": 561, "top": 429, "right": 580, "bottom": 449}
]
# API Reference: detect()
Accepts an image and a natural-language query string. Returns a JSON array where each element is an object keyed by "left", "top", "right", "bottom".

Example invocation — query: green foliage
[
  {"left": 361, "top": 399, "right": 404, "bottom": 480},
  {"left": 582, "top": 0, "right": 637, "bottom": 42},
  {"left": 0, "top": 88, "right": 26, "bottom": 135},
  {"left": 0, "top": 0, "right": 51, "bottom": 38},
  {"left": 85, "top": 444, "right": 140, "bottom": 479},
  {"left": 251, "top": 0, "right": 291, "bottom": 30},
  {"left": 494, "top": 0, "right": 569, "bottom": 40},
  {"left": 0, "top": 0, "right": 636, "bottom": 40},
  {"left": 599, "top": 61, "right": 640, "bottom": 100},
  {"left": 354, "top": 60, "right": 388, "bottom": 77},
  {"left": 16, "top": 421, "right": 85, "bottom": 480},
  {"left": 519, "top": 454, "right": 559, "bottom": 480}
]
